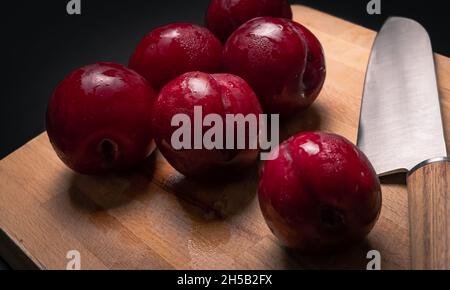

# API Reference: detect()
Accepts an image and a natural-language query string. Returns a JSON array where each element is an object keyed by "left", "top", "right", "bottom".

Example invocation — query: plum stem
[
  {"left": 99, "top": 139, "right": 119, "bottom": 167},
  {"left": 319, "top": 205, "right": 345, "bottom": 231}
]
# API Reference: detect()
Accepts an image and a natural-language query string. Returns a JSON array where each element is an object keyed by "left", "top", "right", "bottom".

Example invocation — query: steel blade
[{"left": 357, "top": 17, "right": 447, "bottom": 176}]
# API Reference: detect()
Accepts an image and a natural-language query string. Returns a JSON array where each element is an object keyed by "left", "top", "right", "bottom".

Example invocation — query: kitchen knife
[{"left": 357, "top": 17, "right": 450, "bottom": 269}]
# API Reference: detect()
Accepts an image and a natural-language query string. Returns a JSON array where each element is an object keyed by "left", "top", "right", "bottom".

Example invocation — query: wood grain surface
[
  {"left": 407, "top": 160, "right": 450, "bottom": 269},
  {"left": 0, "top": 5, "right": 449, "bottom": 269}
]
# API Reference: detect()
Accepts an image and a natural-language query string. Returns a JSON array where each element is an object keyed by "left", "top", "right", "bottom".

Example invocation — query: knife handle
[{"left": 407, "top": 157, "right": 450, "bottom": 269}]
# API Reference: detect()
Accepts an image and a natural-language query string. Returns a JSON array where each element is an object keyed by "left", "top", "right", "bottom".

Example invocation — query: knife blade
[
  {"left": 357, "top": 17, "right": 447, "bottom": 175},
  {"left": 357, "top": 17, "right": 450, "bottom": 269}
]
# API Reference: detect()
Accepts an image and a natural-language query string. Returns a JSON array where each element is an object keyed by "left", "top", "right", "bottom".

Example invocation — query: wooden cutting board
[{"left": 0, "top": 5, "right": 449, "bottom": 270}]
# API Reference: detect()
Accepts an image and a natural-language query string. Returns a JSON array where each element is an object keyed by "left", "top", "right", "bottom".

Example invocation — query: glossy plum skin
[
  {"left": 46, "top": 62, "right": 157, "bottom": 174},
  {"left": 129, "top": 23, "right": 223, "bottom": 91},
  {"left": 152, "top": 72, "right": 263, "bottom": 177},
  {"left": 223, "top": 17, "right": 326, "bottom": 115},
  {"left": 205, "top": 0, "right": 293, "bottom": 43},
  {"left": 258, "top": 132, "right": 382, "bottom": 252}
]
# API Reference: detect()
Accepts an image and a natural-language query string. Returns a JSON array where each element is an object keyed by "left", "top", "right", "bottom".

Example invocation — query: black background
[{"left": 0, "top": 0, "right": 448, "bottom": 269}]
